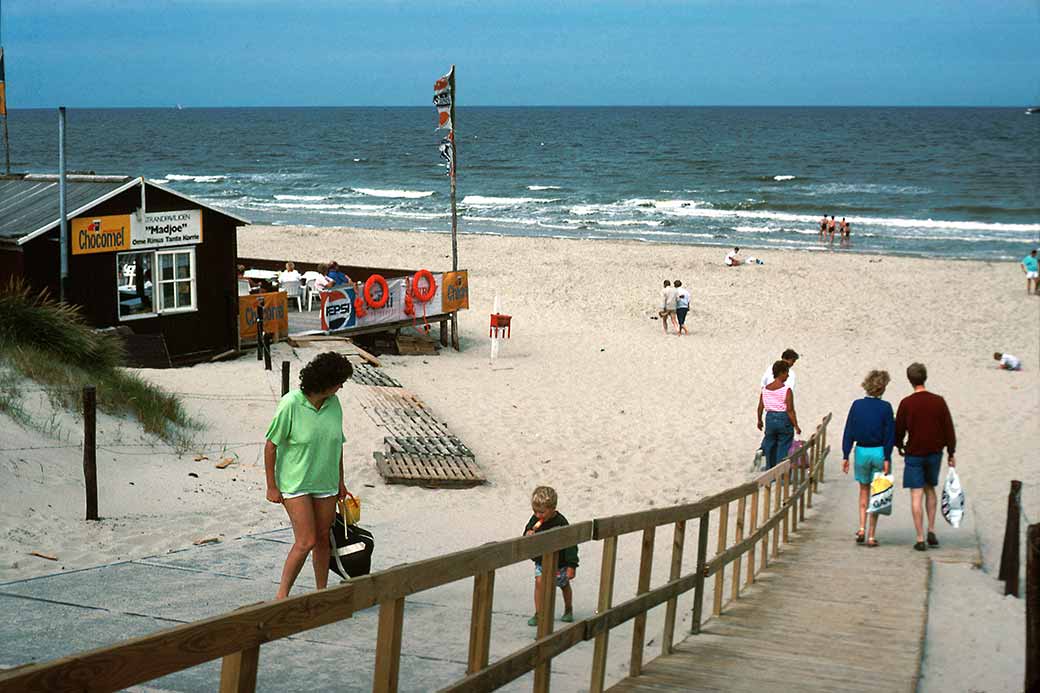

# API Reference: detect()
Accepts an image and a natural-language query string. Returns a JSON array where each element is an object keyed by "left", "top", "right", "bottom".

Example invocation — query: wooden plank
[
  {"left": 585, "top": 572, "right": 700, "bottom": 642},
  {"left": 660, "top": 520, "right": 686, "bottom": 656},
  {"left": 712, "top": 502, "right": 730, "bottom": 617},
  {"left": 761, "top": 481, "right": 772, "bottom": 569},
  {"left": 731, "top": 495, "right": 747, "bottom": 603},
  {"left": 534, "top": 549, "right": 559, "bottom": 692},
  {"left": 373, "top": 597, "right": 405, "bottom": 693},
  {"left": 629, "top": 526, "right": 656, "bottom": 677},
  {"left": 772, "top": 472, "right": 781, "bottom": 558},
  {"left": 746, "top": 487, "right": 759, "bottom": 586},
  {"left": 590, "top": 535, "right": 618, "bottom": 693},
  {"left": 466, "top": 571, "right": 495, "bottom": 675},
  {"left": 219, "top": 646, "right": 259, "bottom": 693},
  {"left": 690, "top": 513, "right": 710, "bottom": 634},
  {"left": 593, "top": 483, "right": 755, "bottom": 539}
]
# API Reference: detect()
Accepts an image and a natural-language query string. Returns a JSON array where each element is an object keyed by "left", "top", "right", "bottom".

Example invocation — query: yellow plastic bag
[{"left": 341, "top": 493, "right": 361, "bottom": 525}]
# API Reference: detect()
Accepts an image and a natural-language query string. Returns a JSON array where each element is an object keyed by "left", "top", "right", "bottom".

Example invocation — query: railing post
[
  {"left": 762, "top": 483, "right": 772, "bottom": 567},
  {"left": 712, "top": 502, "right": 730, "bottom": 617},
  {"left": 731, "top": 495, "right": 747, "bottom": 602},
  {"left": 819, "top": 424, "right": 827, "bottom": 483},
  {"left": 590, "top": 535, "right": 618, "bottom": 693},
  {"left": 661, "top": 520, "right": 686, "bottom": 655},
  {"left": 806, "top": 441, "right": 816, "bottom": 508},
  {"left": 1000, "top": 480, "right": 1023, "bottom": 597},
  {"left": 281, "top": 360, "right": 291, "bottom": 397},
  {"left": 772, "top": 473, "right": 782, "bottom": 558},
  {"left": 747, "top": 487, "right": 759, "bottom": 586},
  {"left": 782, "top": 466, "right": 792, "bottom": 542},
  {"left": 467, "top": 570, "right": 496, "bottom": 674},
  {"left": 373, "top": 597, "right": 405, "bottom": 693},
  {"left": 629, "top": 526, "right": 656, "bottom": 677},
  {"left": 534, "top": 549, "right": 559, "bottom": 693},
  {"left": 691, "top": 512, "right": 710, "bottom": 634},
  {"left": 1026, "top": 523, "right": 1039, "bottom": 693},
  {"left": 219, "top": 646, "right": 260, "bottom": 693},
  {"left": 82, "top": 385, "right": 99, "bottom": 521}
]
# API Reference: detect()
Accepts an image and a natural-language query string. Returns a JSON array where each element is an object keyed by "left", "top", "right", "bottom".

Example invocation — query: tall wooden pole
[
  {"left": 448, "top": 65, "right": 460, "bottom": 350},
  {"left": 1, "top": 47, "right": 10, "bottom": 175},
  {"left": 82, "top": 386, "right": 98, "bottom": 521},
  {"left": 1026, "top": 523, "right": 1039, "bottom": 693}
]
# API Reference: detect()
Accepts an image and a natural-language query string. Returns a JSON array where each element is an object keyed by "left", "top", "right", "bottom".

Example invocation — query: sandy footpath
[{"left": 1, "top": 225, "right": 1037, "bottom": 689}]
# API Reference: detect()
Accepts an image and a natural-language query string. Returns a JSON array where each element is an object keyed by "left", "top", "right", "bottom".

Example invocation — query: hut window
[
  {"left": 116, "top": 251, "right": 156, "bottom": 320},
  {"left": 156, "top": 249, "right": 197, "bottom": 313}
]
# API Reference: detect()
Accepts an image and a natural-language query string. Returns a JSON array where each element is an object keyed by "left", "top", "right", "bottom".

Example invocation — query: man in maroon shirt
[{"left": 895, "top": 363, "right": 957, "bottom": 552}]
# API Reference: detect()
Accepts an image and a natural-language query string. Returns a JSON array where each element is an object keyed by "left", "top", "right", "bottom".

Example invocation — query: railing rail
[{"left": 0, "top": 414, "right": 832, "bottom": 693}]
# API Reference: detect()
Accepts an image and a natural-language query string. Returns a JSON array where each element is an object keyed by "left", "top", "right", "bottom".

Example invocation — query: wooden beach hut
[{"left": 0, "top": 173, "right": 248, "bottom": 365}]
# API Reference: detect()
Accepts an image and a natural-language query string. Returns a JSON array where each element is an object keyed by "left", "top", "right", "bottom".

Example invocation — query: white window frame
[
  {"left": 156, "top": 248, "right": 198, "bottom": 314},
  {"left": 116, "top": 247, "right": 198, "bottom": 321},
  {"left": 115, "top": 250, "right": 158, "bottom": 322}
]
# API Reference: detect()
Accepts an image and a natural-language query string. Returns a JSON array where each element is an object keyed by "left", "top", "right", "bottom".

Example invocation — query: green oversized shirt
[{"left": 265, "top": 390, "right": 346, "bottom": 495}]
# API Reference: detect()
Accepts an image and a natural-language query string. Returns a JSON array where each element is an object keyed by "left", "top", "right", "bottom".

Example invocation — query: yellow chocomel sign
[{"left": 71, "top": 214, "right": 133, "bottom": 255}]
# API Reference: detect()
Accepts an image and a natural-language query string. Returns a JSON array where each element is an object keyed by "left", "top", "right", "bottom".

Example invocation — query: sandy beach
[{"left": 2, "top": 225, "right": 1037, "bottom": 689}]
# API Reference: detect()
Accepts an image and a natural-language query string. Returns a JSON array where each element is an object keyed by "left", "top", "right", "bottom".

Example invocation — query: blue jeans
[{"left": 761, "top": 411, "right": 794, "bottom": 470}]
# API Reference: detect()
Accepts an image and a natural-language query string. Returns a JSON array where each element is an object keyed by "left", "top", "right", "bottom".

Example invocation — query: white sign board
[{"left": 131, "top": 209, "right": 203, "bottom": 250}]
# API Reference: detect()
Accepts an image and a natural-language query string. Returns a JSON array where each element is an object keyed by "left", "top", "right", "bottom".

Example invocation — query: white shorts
[
  {"left": 1027, "top": 271, "right": 1039, "bottom": 280},
  {"left": 282, "top": 490, "right": 338, "bottom": 500}
]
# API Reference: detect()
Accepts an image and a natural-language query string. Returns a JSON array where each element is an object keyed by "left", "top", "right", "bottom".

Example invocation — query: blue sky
[{"left": 3, "top": 0, "right": 1037, "bottom": 107}]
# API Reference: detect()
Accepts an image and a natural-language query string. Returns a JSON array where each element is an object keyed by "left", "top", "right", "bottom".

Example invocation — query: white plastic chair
[
  {"left": 282, "top": 279, "right": 303, "bottom": 311},
  {"left": 306, "top": 279, "right": 320, "bottom": 311},
  {"left": 237, "top": 279, "right": 252, "bottom": 296}
]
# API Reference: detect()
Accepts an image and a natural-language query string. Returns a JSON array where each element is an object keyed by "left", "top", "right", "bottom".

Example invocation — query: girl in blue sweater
[{"left": 841, "top": 370, "right": 895, "bottom": 547}]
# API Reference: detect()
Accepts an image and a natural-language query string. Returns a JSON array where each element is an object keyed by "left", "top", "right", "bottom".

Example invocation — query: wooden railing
[{"left": 0, "top": 414, "right": 831, "bottom": 693}]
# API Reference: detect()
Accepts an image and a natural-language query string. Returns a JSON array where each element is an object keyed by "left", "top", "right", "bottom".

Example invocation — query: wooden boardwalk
[{"left": 608, "top": 470, "right": 980, "bottom": 693}]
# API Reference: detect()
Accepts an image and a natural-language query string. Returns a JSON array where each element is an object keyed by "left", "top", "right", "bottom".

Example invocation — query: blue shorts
[
  {"left": 534, "top": 564, "right": 570, "bottom": 587},
  {"left": 853, "top": 446, "right": 885, "bottom": 485},
  {"left": 903, "top": 453, "right": 942, "bottom": 489}
]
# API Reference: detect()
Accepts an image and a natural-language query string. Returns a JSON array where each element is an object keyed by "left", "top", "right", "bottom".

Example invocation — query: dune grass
[{"left": 0, "top": 280, "right": 200, "bottom": 443}]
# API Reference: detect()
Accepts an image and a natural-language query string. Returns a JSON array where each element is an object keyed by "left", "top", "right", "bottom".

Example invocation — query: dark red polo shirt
[{"left": 895, "top": 390, "right": 956, "bottom": 456}]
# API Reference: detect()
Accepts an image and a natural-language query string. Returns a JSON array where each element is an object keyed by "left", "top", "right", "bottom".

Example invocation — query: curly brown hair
[
  {"left": 299, "top": 352, "right": 353, "bottom": 395},
  {"left": 861, "top": 370, "right": 890, "bottom": 397}
]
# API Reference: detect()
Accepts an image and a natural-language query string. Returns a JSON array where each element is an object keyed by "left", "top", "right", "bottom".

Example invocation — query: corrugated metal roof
[
  {"left": 0, "top": 175, "right": 250, "bottom": 245},
  {"left": 0, "top": 177, "right": 132, "bottom": 242}
]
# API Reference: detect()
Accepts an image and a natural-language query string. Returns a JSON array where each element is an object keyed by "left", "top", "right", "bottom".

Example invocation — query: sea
[{"left": 8, "top": 107, "right": 1040, "bottom": 260}]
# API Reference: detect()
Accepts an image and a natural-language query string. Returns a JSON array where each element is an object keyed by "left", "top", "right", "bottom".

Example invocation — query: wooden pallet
[
  {"left": 350, "top": 363, "right": 403, "bottom": 388},
  {"left": 374, "top": 451, "right": 485, "bottom": 488},
  {"left": 384, "top": 435, "right": 474, "bottom": 458}
]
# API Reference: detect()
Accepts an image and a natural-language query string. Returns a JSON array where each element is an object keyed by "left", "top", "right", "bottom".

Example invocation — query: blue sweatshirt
[{"left": 842, "top": 397, "right": 895, "bottom": 461}]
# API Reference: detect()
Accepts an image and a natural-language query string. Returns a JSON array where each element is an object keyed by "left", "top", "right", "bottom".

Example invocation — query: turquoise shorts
[{"left": 854, "top": 446, "right": 886, "bottom": 485}]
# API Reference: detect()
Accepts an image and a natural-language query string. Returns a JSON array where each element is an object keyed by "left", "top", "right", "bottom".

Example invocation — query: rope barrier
[{"left": 1, "top": 441, "right": 266, "bottom": 454}]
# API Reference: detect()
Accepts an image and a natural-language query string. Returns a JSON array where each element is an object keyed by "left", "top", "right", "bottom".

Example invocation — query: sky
[{"left": 2, "top": 0, "right": 1038, "bottom": 108}]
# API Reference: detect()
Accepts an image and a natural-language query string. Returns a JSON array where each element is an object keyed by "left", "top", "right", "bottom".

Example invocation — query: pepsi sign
[{"left": 320, "top": 287, "right": 357, "bottom": 331}]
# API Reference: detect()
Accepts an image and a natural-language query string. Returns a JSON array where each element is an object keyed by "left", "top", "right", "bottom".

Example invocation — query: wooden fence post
[
  {"left": 806, "top": 442, "right": 815, "bottom": 509},
  {"left": 1026, "top": 523, "right": 1038, "bottom": 693},
  {"left": 534, "top": 549, "right": 559, "bottom": 693},
  {"left": 798, "top": 464, "right": 807, "bottom": 522},
  {"left": 747, "top": 487, "right": 759, "bottom": 586},
  {"left": 782, "top": 466, "right": 792, "bottom": 542},
  {"left": 219, "top": 646, "right": 260, "bottom": 693},
  {"left": 772, "top": 474, "right": 782, "bottom": 557},
  {"left": 629, "top": 526, "right": 656, "bottom": 677},
  {"left": 467, "top": 570, "right": 495, "bottom": 674},
  {"left": 731, "top": 495, "right": 747, "bottom": 603},
  {"left": 590, "top": 535, "right": 618, "bottom": 693},
  {"left": 762, "top": 483, "right": 772, "bottom": 568},
  {"left": 999, "top": 480, "right": 1023, "bottom": 597},
  {"left": 661, "top": 520, "right": 686, "bottom": 655},
  {"left": 373, "top": 597, "right": 405, "bottom": 693},
  {"left": 691, "top": 513, "right": 710, "bottom": 634},
  {"left": 819, "top": 424, "right": 827, "bottom": 483},
  {"left": 712, "top": 502, "right": 730, "bottom": 617},
  {"left": 281, "top": 361, "right": 290, "bottom": 397},
  {"left": 82, "top": 385, "right": 98, "bottom": 521}
]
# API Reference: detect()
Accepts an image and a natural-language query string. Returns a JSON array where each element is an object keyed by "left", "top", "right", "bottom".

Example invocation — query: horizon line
[{"left": 5, "top": 104, "right": 1037, "bottom": 111}]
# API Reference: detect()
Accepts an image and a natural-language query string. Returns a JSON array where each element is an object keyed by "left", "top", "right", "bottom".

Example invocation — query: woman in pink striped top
[{"left": 757, "top": 360, "right": 802, "bottom": 470}]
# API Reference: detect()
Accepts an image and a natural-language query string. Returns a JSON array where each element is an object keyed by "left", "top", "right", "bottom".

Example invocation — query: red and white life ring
[
  {"left": 364, "top": 274, "right": 389, "bottom": 309},
  {"left": 412, "top": 269, "right": 436, "bottom": 303}
]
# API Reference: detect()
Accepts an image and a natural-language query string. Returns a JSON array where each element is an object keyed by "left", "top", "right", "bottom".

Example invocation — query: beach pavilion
[{"left": 0, "top": 173, "right": 248, "bottom": 365}]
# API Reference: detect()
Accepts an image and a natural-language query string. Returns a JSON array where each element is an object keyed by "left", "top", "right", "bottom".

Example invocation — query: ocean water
[{"left": 8, "top": 107, "right": 1039, "bottom": 259}]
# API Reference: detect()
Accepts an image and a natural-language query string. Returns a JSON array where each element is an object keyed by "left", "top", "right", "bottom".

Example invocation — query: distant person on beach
[
  {"left": 757, "top": 360, "right": 802, "bottom": 470},
  {"left": 264, "top": 351, "right": 354, "bottom": 599},
  {"left": 314, "top": 263, "right": 334, "bottom": 291},
  {"left": 827, "top": 216, "right": 837, "bottom": 245},
  {"left": 841, "top": 370, "right": 895, "bottom": 548},
  {"left": 1022, "top": 249, "right": 1039, "bottom": 295},
  {"left": 819, "top": 214, "right": 828, "bottom": 240},
  {"left": 278, "top": 261, "right": 302, "bottom": 287},
  {"left": 895, "top": 362, "right": 956, "bottom": 552},
  {"left": 725, "top": 247, "right": 743, "bottom": 266},
  {"left": 327, "top": 261, "right": 351, "bottom": 286},
  {"left": 660, "top": 280, "right": 678, "bottom": 333},
  {"left": 840, "top": 218, "right": 850, "bottom": 247},
  {"left": 674, "top": 279, "right": 690, "bottom": 336},
  {"left": 524, "top": 486, "right": 578, "bottom": 626},
  {"left": 993, "top": 352, "right": 1022, "bottom": 371},
  {"left": 760, "top": 348, "right": 798, "bottom": 391}
]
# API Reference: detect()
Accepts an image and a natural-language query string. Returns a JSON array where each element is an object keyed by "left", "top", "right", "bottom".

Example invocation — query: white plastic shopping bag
[
  {"left": 941, "top": 468, "right": 965, "bottom": 528},
  {"left": 867, "top": 473, "right": 894, "bottom": 516}
]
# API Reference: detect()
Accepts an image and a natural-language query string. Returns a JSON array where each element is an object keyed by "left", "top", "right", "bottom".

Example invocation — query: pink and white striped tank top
[{"left": 761, "top": 384, "right": 789, "bottom": 412}]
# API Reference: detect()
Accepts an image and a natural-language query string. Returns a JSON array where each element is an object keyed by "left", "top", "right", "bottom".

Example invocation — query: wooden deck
[{"left": 607, "top": 469, "right": 980, "bottom": 693}]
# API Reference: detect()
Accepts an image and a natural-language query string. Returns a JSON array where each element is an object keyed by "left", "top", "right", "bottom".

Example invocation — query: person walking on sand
[
  {"left": 674, "top": 279, "right": 691, "bottom": 336},
  {"left": 895, "top": 362, "right": 956, "bottom": 552},
  {"left": 841, "top": 370, "right": 895, "bottom": 548},
  {"left": 760, "top": 348, "right": 798, "bottom": 391},
  {"left": 1022, "top": 249, "right": 1039, "bottom": 295},
  {"left": 264, "top": 351, "right": 354, "bottom": 599},
  {"left": 757, "top": 360, "right": 802, "bottom": 470},
  {"left": 524, "top": 486, "right": 578, "bottom": 626},
  {"left": 659, "top": 280, "right": 678, "bottom": 333}
]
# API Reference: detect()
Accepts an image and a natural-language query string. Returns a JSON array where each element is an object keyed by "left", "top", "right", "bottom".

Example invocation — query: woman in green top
[{"left": 265, "top": 351, "right": 354, "bottom": 599}]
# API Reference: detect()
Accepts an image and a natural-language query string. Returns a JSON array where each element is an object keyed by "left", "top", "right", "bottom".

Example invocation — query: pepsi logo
[{"left": 321, "top": 289, "right": 354, "bottom": 331}]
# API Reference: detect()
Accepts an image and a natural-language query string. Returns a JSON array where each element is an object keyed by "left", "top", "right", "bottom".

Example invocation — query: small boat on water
[{"left": 1027, "top": 107, "right": 1040, "bottom": 114}]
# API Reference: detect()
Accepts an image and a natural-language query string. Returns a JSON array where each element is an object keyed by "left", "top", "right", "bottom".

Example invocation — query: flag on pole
[
  {"left": 433, "top": 68, "right": 453, "bottom": 131},
  {"left": 438, "top": 136, "right": 453, "bottom": 174},
  {"left": 0, "top": 48, "right": 7, "bottom": 117}
]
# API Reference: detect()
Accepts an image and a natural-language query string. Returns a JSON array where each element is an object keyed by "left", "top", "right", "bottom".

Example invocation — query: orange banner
[
  {"left": 238, "top": 291, "right": 289, "bottom": 345},
  {"left": 441, "top": 270, "right": 469, "bottom": 312},
  {"left": 71, "top": 214, "right": 133, "bottom": 255}
]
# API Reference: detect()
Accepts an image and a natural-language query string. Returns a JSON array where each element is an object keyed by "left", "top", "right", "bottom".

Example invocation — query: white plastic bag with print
[
  {"left": 941, "top": 468, "right": 965, "bottom": 528},
  {"left": 867, "top": 473, "right": 894, "bottom": 516}
]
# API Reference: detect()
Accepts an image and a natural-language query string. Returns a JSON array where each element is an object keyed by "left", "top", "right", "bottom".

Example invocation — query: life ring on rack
[
  {"left": 412, "top": 269, "right": 436, "bottom": 303},
  {"left": 364, "top": 274, "right": 389, "bottom": 309}
]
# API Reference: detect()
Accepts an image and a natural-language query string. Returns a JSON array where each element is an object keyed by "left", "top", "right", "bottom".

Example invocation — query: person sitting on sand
[
  {"left": 524, "top": 486, "right": 578, "bottom": 627},
  {"left": 757, "top": 360, "right": 802, "bottom": 470},
  {"left": 993, "top": 352, "right": 1022, "bottom": 371},
  {"left": 841, "top": 370, "right": 895, "bottom": 548},
  {"left": 278, "top": 261, "right": 302, "bottom": 287},
  {"left": 264, "top": 352, "right": 354, "bottom": 599},
  {"left": 674, "top": 279, "right": 690, "bottom": 336},
  {"left": 659, "top": 280, "right": 678, "bottom": 333},
  {"left": 725, "top": 247, "right": 743, "bottom": 267},
  {"left": 1022, "top": 249, "right": 1039, "bottom": 295}
]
